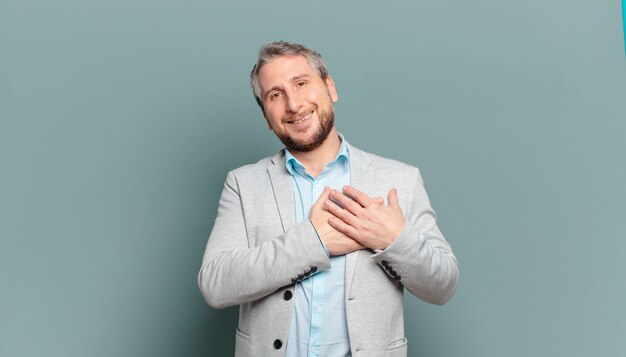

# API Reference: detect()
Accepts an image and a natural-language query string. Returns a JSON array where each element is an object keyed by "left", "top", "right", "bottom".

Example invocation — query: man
[{"left": 198, "top": 41, "right": 458, "bottom": 357}]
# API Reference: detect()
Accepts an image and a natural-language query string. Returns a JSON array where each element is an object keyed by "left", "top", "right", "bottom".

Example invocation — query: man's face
[{"left": 257, "top": 55, "right": 338, "bottom": 152}]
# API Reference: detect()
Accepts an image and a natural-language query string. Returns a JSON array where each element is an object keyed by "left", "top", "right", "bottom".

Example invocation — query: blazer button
[
  {"left": 304, "top": 270, "right": 311, "bottom": 277},
  {"left": 381, "top": 260, "right": 389, "bottom": 268},
  {"left": 283, "top": 290, "right": 293, "bottom": 301},
  {"left": 310, "top": 266, "right": 318, "bottom": 273},
  {"left": 390, "top": 270, "right": 398, "bottom": 277},
  {"left": 297, "top": 273, "right": 304, "bottom": 280},
  {"left": 273, "top": 339, "right": 283, "bottom": 349}
]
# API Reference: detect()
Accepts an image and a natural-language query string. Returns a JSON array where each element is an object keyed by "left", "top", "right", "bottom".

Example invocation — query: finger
[
  {"left": 373, "top": 197, "right": 385, "bottom": 205},
  {"left": 328, "top": 216, "right": 360, "bottom": 241},
  {"left": 343, "top": 185, "right": 374, "bottom": 207},
  {"left": 324, "top": 198, "right": 358, "bottom": 226},
  {"left": 330, "top": 189, "right": 364, "bottom": 216},
  {"left": 388, "top": 188, "right": 400, "bottom": 208}
]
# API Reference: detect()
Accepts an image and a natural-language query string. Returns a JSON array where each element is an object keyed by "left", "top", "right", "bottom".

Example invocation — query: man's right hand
[{"left": 310, "top": 187, "right": 367, "bottom": 256}]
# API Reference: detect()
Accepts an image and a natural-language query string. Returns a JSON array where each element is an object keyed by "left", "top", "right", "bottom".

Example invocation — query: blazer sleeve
[
  {"left": 198, "top": 170, "right": 331, "bottom": 309},
  {"left": 371, "top": 167, "right": 459, "bottom": 305}
]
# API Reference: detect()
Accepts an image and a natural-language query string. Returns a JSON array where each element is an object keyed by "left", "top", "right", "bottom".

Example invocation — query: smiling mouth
[{"left": 287, "top": 111, "right": 313, "bottom": 125}]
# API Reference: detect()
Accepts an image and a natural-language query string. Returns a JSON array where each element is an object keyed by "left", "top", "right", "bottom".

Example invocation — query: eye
[
  {"left": 296, "top": 81, "right": 307, "bottom": 87},
  {"left": 269, "top": 92, "right": 283, "bottom": 101}
]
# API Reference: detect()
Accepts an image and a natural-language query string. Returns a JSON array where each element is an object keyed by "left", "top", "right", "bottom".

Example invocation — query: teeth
[{"left": 291, "top": 112, "right": 312, "bottom": 124}]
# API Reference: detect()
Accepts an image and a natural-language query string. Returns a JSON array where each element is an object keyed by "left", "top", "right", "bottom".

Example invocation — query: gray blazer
[{"left": 198, "top": 143, "right": 459, "bottom": 357}]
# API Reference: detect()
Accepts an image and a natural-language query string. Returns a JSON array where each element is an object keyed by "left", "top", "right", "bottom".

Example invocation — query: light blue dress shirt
[{"left": 283, "top": 136, "right": 351, "bottom": 357}]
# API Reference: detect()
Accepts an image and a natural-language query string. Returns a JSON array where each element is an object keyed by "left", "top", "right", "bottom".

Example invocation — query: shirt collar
[{"left": 285, "top": 133, "right": 350, "bottom": 175}]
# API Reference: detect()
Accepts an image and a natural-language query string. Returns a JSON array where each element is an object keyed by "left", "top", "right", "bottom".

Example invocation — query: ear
[{"left": 324, "top": 75, "right": 339, "bottom": 103}]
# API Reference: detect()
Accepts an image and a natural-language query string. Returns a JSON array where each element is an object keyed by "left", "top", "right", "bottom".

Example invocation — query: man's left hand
[{"left": 324, "top": 186, "right": 405, "bottom": 251}]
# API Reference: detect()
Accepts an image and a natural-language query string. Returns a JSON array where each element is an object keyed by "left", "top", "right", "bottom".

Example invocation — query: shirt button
[
  {"left": 283, "top": 290, "right": 292, "bottom": 301},
  {"left": 273, "top": 339, "right": 282, "bottom": 349}
]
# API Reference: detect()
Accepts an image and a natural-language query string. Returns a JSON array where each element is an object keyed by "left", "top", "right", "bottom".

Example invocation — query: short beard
[{"left": 277, "top": 109, "right": 335, "bottom": 153}]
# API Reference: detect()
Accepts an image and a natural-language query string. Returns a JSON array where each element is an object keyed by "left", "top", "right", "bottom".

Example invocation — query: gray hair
[{"left": 250, "top": 41, "right": 329, "bottom": 110}]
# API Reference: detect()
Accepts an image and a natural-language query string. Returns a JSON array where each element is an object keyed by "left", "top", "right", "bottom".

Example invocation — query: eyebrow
[{"left": 290, "top": 74, "right": 311, "bottom": 82}]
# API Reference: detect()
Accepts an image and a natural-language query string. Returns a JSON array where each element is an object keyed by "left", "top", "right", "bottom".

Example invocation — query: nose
[{"left": 286, "top": 92, "right": 303, "bottom": 113}]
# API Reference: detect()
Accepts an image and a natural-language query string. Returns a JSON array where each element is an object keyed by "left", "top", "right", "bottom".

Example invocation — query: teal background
[{"left": 2, "top": 1, "right": 625, "bottom": 356}]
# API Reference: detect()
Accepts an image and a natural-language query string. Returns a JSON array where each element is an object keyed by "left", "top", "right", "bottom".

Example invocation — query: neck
[{"left": 289, "top": 128, "right": 341, "bottom": 178}]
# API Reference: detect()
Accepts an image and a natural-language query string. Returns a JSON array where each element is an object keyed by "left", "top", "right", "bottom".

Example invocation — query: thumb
[{"left": 388, "top": 188, "right": 400, "bottom": 208}]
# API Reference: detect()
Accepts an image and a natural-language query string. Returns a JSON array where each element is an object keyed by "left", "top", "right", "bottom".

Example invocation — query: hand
[
  {"left": 325, "top": 186, "right": 405, "bottom": 251},
  {"left": 310, "top": 187, "right": 366, "bottom": 256}
]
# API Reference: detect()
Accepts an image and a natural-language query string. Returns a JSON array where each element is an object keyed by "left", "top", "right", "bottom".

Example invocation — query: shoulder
[
  {"left": 227, "top": 150, "right": 284, "bottom": 180},
  {"left": 349, "top": 144, "right": 421, "bottom": 179}
]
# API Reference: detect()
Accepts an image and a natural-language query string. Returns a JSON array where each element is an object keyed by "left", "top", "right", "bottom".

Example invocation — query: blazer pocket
[
  {"left": 387, "top": 337, "right": 408, "bottom": 351},
  {"left": 235, "top": 327, "right": 250, "bottom": 341},
  {"left": 234, "top": 328, "right": 252, "bottom": 357}
]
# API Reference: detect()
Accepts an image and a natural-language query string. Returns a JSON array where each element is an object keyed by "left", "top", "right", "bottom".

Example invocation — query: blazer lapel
[
  {"left": 345, "top": 144, "right": 375, "bottom": 296},
  {"left": 348, "top": 144, "right": 375, "bottom": 195},
  {"left": 267, "top": 150, "right": 295, "bottom": 233}
]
